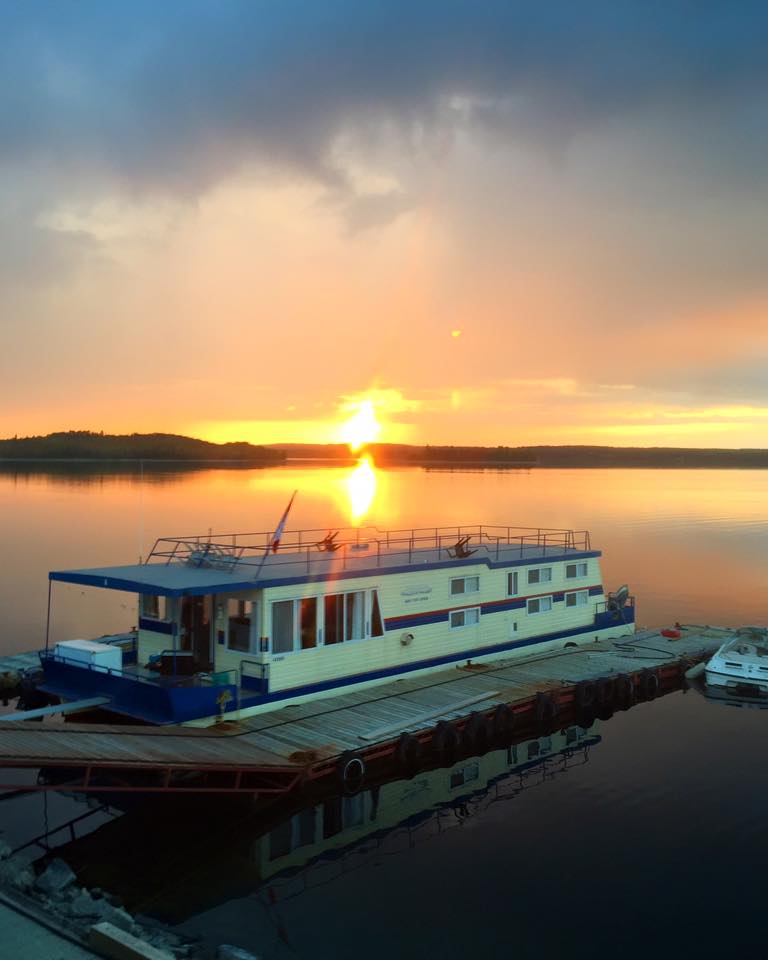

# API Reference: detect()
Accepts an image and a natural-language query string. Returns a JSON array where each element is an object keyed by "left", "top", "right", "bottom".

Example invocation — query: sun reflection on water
[{"left": 347, "top": 454, "right": 377, "bottom": 523}]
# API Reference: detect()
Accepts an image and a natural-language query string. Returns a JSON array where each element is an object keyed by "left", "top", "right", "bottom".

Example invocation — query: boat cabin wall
[
  {"left": 137, "top": 595, "right": 178, "bottom": 661},
  {"left": 260, "top": 555, "right": 612, "bottom": 695},
  {"left": 136, "top": 591, "right": 264, "bottom": 673},
  {"left": 210, "top": 590, "right": 265, "bottom": 674}
]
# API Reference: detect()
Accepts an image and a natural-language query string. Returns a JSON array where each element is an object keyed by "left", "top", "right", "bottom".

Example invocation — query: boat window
[
  {"left": 345, "top": 592, "right": 366, "bottom": 641},
  {"left": 294, "top": 808, "right": 317, "bottom": 849},
  {"left": 450, "top": 607, "right": 480, "bottom": 629},
  {"left": 324, "top": 591, "right": 368, "bottom": 644},
  {"left": 566, "top": 562, "right": 588, "bottom": 579},
  {"left": 450, "top": 576, "right": 480, "bottom": 596},
  {"left": 342, "top": 793, "right": 365, "bottom": 827},
  {"left": 300, "top": 598, "right": 317, "bottom": 649},
  {"left": 268, "top": 820, "right": 292, "bottom": 861},
  {"left": 324, "top": 595, "right": 344, "bottom": 645},
  {"left": 507, "top": 571, "right": 519, "bottom": 596},
  {"left": 527, "top": 567, "right": 552, "bottom": 585},
  {"left": 370, "top": 590, "right": 384, "bottom": 637},
  {"left": 565, "top": 590, "right": 589, "bottom": 608},
  {"left": 527, "top": 596, "right": 553, "bottom": 615},
  {"left": 140, "top": 595, "right": 165, "bottom": 619},
  {"left": 323, "top": 798, "right": 343, "bottom": 839},
  {"left": 272, "top": 601, "right": 295, "bottom": 654},
  {"left": 227, "top": 598, "right": 251, "bottom": 652},
  {"left": 450, "top": 762, "right": 479, "bottom": 788}
]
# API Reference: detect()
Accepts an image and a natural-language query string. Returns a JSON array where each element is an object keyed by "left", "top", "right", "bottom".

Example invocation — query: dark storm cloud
[{"left": 2, "top": 1, "right": 768, "bottom": 195}]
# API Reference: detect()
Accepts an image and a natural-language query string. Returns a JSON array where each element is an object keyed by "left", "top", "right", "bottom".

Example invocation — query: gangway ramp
[{"left": 2, "top": 697, "right": 112, "bottom": 722}]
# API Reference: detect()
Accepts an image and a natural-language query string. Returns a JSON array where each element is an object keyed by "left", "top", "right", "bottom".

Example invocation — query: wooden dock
[
  {"left": 0, "top": 650, "right": 42, "bottom": 702},
  {"left": 0, "top": 625, "right": 730, "bottom": 797},
  {"left": 0, "top": 651, "right": 43, "bottom": 675}
]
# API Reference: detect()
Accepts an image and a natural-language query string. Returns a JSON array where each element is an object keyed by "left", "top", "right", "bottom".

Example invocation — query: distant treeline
[
  {"left": 274, "top": 442, "right": 768, "bottom": 468},
  {"left": 0, "top": 431, "right": 285, "bottom": 462},
  {"left": 4, "top": 433, "right": 768, "bottom": 468}
]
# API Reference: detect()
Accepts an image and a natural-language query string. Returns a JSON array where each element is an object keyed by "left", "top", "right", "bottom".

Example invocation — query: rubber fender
[
  {"left": 596, "top": 677, "right": 616, "bottom": 706},
  {"left": 596, "top": 703, "right": 615, "bottom": 722},
  {"left": 433, "top": 720, "right": 460, "bottom": 761},
  {"left": 395, "top": 732, "right": 422, "bottom": 775},
  {"left": 613, "top": 674, "right": 635, "bottom": 706},
  {"left": 337, "top": 750, "right": 366, "bottom": 794},
  {"left": 639, "top": 669, "right": 660, "bottom": 700},
  {"left": 462, "top": 711, "right": 491, "bottom": 755},
  {"left": 534, "top": 692, "right": 559, "bottom": 731},
  {"left": 684, "top": 662, "right": 706, "bottom": 681},
  {"left": 575, "top": 680, "right": 596, "bottom": 709},
  {"left": 492, "top": 703, "right": 515, "bottom": 740}
]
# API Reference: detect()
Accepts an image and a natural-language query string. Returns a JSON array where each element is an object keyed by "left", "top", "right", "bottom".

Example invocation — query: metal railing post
[{"left": 44, "top": 580, "right": 52, "bottom": 652}]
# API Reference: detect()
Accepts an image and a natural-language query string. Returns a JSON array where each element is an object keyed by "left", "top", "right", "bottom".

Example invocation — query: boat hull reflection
[
  {"left": 48, "top": 723, "right": 601, "bottom": 923},
  {"left": 691, "top": 676, "right": 768, "bottom": 711},
  {"left": 39, "top": 679, "right": 688, "bottom": 926}
]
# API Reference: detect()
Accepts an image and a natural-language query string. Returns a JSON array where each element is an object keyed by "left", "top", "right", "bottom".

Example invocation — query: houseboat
[{"left": 39, "top": 523, "right": 636, "bottom": 725}]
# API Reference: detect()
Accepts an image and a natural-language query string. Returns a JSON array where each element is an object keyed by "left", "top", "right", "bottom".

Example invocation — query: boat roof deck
[{"left": 49, "top": 523, "right": 598, "bottom": 596}]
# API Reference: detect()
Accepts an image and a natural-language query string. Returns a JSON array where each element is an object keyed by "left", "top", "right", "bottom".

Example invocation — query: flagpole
[{"left": 254, "top": 490, "right": 298, "bottom": 581}]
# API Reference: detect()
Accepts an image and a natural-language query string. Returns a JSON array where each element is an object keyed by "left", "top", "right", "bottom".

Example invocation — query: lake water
[{"left": 1, "top": 463, "right": 768, "bottom": 957}]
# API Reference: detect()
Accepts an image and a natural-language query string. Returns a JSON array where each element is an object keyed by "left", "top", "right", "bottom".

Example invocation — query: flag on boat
[{"left": 271, "top": 490, "right": 297, "bottom": 553}]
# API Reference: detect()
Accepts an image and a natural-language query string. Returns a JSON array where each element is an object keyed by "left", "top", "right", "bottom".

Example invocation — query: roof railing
[{"left": 144, "top": 524, "right": 592, "bottom": 575}]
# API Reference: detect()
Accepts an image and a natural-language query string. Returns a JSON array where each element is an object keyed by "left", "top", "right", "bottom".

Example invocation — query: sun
[{"left": 339, "top": 399, "right": 382, "bottom": 452}]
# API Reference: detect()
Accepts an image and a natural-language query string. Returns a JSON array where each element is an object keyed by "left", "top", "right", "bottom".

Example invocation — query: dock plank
[{"left": 0, "top": 627, "right": 731, "bottom": 781}]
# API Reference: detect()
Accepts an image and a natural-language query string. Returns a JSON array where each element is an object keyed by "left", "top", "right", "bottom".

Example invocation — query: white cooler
[{"left": 55, "top": 639, "right": 123, "bottom": 673}]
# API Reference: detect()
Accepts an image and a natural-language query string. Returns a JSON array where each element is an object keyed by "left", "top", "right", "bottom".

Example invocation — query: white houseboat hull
[{"left": 40, "top": 523, "right": 636, "bottom": 725}]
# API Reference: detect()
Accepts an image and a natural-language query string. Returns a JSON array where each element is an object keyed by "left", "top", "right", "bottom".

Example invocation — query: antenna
[{"left": 138, "top": 459, "right": 145, "bottom": 563}]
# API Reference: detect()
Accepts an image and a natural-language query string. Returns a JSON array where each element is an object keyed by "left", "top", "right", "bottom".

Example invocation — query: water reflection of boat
[
  {"left": 705, "top": 626, "right": 768, "bottom": 697},
  {"left": 47, "top": 723, "right": 600, "bottom": 924},
  {"left": 688, "top": 673, "right": 768, "bottom": 711},
  {"left": 252, "top": 724, "right": 600, "bottom": 894}
]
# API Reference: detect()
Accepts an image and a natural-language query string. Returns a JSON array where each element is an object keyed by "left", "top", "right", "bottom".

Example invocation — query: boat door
[{"left": 181, "top": 595, "right": 213, "bottom": 670}]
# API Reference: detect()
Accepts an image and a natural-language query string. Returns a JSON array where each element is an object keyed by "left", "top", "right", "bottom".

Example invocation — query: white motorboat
[{"left": 705, "top": 626, "right": 768, "bottom": 695}]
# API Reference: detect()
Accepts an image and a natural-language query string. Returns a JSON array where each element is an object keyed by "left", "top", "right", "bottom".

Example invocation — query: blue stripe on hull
[
  {"left": 41, "top": 609, "right": 635, "bottom": 724},
  {"left": 249, "top": 606, "right": 636, "bottom": 710},
  {"left": 386, "top": 583, "right": 605, "bottom": 630}
]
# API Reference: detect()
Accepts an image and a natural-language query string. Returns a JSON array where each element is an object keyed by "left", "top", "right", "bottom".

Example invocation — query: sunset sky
[{"left": 2, "top": 2, "right": 768, "bottom": 448}]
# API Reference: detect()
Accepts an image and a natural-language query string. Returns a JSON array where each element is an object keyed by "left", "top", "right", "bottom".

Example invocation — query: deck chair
[
  {"left": 315, "top": 530, "right": 342, "bottom": 552},
  {"left": 446, "top": 535, "right": 477, "bottom": 559}
]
